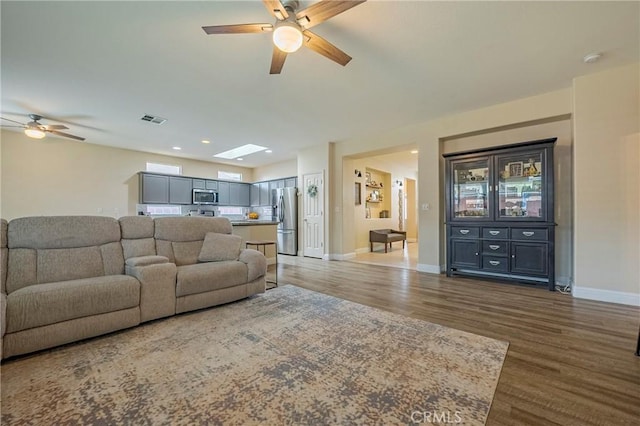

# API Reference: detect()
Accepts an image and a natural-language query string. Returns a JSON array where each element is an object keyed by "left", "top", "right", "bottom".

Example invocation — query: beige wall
[
  {"left": 442, "top": 119, "right": 573, "bottom": 284},
  {"left": 253, "top": 159, "right": 297, "bottom": 182},
  {"left": 573, "top": 63, "right": 640, "bottom": 304},
  {"left": 1, "top": 130, "right": 253, "bottom": 220}
]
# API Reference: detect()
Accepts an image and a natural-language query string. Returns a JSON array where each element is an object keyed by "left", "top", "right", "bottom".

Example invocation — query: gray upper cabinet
[
  {"left": 217, "top": 181, "right": 230, "bottom": 205},
  {"left": 205, "top": 180, "right": 218, "bottom": 190},
  {"left": 250, "top": 184, "right": 260, "bottom": 206},
  {"left": 259, "top": 182, "right": 270, "bottom": 206},
  {"left": 192, "top": 179, "right": 205, "bottom": 189},
  {"left": 230, "top": 183, "right": 251, "bottom": 206},
  {"left": 169, "top": 177, "right": 193, "bottom": 204},
  {"left": 140, "top": 173, "right": 169, "bottom": 204},
  {"left": 285, "top": 177, "right": 297, "bottom": 188},
  {"left": 269, "top": 180, "right": 284, "bottom": 206}
]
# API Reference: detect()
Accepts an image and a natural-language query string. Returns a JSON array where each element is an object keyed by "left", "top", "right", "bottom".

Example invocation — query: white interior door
[{"left": 303, "top": 172, "right": 324, "bottom": 258}]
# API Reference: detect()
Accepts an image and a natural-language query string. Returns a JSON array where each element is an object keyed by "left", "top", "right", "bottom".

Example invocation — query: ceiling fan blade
[
  {"left": 270, "top": 45, "right": 287, "bottom": 74},
  {"left": 262, "top": 0, "right": 289, "bottom": 20},
  {"left": 44, "top": 124, "right": 69, "bottom": 130},
  {"left": 48, "top": 130, "right": 85, "bottom": 141},
  {"left": 296, "top": 0, "right": 366, "bottom": 30},
  {"left": 0, "top": 125, "right": 25, "bottom": 128},
  {"left": 202, "top": 23, "right": 273, "bottom": 35},
  {"left": 0, "top": 116, "right": 26, "bottom": 126},
  {"left": 303, "top": 30, "right": 352, "bottom": 66}
]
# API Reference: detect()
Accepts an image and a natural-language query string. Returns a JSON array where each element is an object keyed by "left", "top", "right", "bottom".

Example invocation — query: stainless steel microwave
[{"left": 193, "top": 189, "right": 218, "bottom": 205}]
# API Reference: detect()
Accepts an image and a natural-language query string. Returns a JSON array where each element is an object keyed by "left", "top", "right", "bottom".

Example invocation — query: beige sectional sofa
[{"left": 0, "top": 215, "right": 266, "bottom": 359}]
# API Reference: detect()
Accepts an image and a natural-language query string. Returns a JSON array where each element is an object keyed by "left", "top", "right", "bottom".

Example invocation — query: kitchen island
[{"left": 231, "top": 220, "right": 278, "bottom": 264}]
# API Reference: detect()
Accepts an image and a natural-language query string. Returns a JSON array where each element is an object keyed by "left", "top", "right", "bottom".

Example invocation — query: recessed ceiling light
[
  {"left": 237, "top": 158, "right": 244, "bottom": 161},
  {"left": 265, "top": 150, "right": 273, "bottom": 153},
  {"left": 201, "top": 140, "right": 210, "bottom": 144},
  {"left": 411, "top": 150, "right": 418, "bottom": 154},
  {"left": 172, "top": 146, "right": 182, "bottom": 150},
  {"left": 214, "top": 144, "right": 267, "bottom": 159},
  {"left": 583, "top": 52, "right": 602, "bottom": 63}
]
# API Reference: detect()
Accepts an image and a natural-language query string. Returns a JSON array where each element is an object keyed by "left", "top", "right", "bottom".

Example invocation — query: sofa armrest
[
  {"left": 125, "top": 260, "right": 176, "bottom": 323},
  {"left": 125, "top": 255, "right": 170, "bottom": 268},
  {"left": 239, "top": 249, "right": 267, "bottom": 282}
]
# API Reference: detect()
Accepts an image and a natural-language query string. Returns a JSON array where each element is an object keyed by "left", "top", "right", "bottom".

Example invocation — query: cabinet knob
[
  {"left": 511, "top": 255, "right": 515, "bottom": 258},
  {"left": 475, "top": 253, "right": 479, "bottom": 256},
  {"left": 489, "top": 245, "right": 500, "bottom": 250},
  {"left": 459, "top": 229, "right": 470, "bottom": 235},
  {"left": 522, "top": 231, "right": 535, "bottom": 237}
]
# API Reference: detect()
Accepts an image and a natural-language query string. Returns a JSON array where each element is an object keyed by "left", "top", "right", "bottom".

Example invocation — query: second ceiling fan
[{"left": 202, "top": 0, "right": 366, "bottom": 74}]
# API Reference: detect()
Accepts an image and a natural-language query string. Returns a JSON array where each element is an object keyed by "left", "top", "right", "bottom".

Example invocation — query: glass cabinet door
[
  {"left": 451, "top": 158, "right": 490, "bottom": 219},
  {"left": 496, "top": 151, "right": 544, "bottom": 219}
]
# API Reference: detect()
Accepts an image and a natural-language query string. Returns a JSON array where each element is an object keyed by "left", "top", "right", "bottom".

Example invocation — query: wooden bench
[{"left": 369, "top": 229, "right": 407, "bottom": 253}]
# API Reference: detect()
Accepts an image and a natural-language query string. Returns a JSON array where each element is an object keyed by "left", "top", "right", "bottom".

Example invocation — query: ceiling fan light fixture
[
  {"left": 273, "top": 21, "right": 303, "bottom": 53},
  {"left": 24, "top": 127, "right": 46, "bottom": 139}
]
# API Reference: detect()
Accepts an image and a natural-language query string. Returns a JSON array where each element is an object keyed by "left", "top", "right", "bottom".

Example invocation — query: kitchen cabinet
[
  {"left": 444, "top": 138, "right": 556, "bottom": 289},
  {"left": 285, "top": 177, "right": 297, "bottom": 188},
  {"left": 168, "top": 176, "right": 193, "bottom": 204},
  {"left": 250, "top": 184, "right": 260, "bottom": 206},
  {"left": 218, "top": 181, "right": 230, "bottom": 205},
  {"left": 140, "top": 173, "right": 169, "bottom": 204},
  {"left": 205, "top": 180, "right": 218, "bottom": 190},
  {"left": 259, "top": 182, "right": 270, "bottom": 206},
  {"left": 269, "top": 180, "right": 284, "bottom": 206},
  {"left": 192, "top": 179, "right": 205, "bottom": 189},
  {"left": 230, "top": 183, "right": 250, "bottom": 206}
]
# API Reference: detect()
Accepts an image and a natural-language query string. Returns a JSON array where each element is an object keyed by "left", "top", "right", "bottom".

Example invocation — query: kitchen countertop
[{"left": 230, "top": 220, "right": 279, "bottom": 226}]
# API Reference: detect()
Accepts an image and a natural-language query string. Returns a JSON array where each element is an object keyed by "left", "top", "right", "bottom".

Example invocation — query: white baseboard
[
  {"left": 572, "top": 286, "right": 640, "bottom": 306},
  {"left": 555, "top": 276, "right": 571, "bottom": 286},
  {"left": 417, "top": 263, "right": 443, "bottom": 274}
]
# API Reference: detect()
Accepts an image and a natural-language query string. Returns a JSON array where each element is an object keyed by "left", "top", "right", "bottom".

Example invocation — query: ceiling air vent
[{"left": 140, "top": 114, "right": 167, "bottom": 125}]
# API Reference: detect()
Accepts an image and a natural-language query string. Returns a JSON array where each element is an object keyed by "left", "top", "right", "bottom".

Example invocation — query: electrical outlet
[{"left": 421, "top": 203, "right": 430, "bottom": 211}]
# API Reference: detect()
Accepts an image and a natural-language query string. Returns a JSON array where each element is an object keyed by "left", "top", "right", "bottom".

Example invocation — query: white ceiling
[{"left": 1, "top": 1, "right": 638, "bottom": 168}]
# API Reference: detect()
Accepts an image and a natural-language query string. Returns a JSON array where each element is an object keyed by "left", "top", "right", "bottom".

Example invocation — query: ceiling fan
[
  {"left": 202, "top": 0, "right": 366, "bottom": 74},
  {"left": 0, "top": 114, "right": 86, "bottom": 141}
]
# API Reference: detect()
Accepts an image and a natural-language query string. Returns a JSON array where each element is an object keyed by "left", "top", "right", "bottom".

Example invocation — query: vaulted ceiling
[{"left": 2, "top": 1, "right": 638, "bottom": 167}]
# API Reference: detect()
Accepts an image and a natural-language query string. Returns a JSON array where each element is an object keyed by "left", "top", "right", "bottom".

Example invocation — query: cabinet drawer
[
  {"left": 482, "top": 241, "right": 508, "bottom": 255},
  {"left": 512, "top": 228, "right": 548, "bottom": 241},
  {"left": 482, "top": 228, "right": 508, "bottom": 239},
  {"left": 482, "top": 256, "right": 508, "bottom": 272},
  {"left": 451, "top": 226, "right": 480, "bottom": 238}
]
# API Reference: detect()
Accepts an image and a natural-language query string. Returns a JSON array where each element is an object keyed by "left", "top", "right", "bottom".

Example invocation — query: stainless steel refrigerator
[{"left": 274, "top": 187, "right": 297, "bottom": 255}]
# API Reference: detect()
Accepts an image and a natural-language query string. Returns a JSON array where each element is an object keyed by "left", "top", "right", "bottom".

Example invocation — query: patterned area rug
[{"left": 1, "top": 285, "right": 508, "bottom": 425}]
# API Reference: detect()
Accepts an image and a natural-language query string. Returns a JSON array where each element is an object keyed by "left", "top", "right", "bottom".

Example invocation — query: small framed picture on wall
[{"left": 355, "top": 182, "right": 362, "bottom": 205}]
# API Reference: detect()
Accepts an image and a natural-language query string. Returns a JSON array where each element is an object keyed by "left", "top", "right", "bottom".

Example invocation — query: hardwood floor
[{"left": 277, "top": 256, "right": 640, "bottom": 425}]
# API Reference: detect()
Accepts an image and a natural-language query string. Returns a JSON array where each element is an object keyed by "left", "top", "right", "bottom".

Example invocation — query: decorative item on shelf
[
  {"left": 508, "top": 162, "right": 523, "bottom": 177},
  {"left": 307, "top": 184, "right": 318, "bottom": 198},
  {"left": 365, "top": 172, "right": 371, "bottom": 185}
]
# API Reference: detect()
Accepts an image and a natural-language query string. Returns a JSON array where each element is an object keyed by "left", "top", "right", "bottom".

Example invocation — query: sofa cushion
[
  {"left": 8, "top": 216, "right": 121, "bottom": 249},
  {"left": 122, "top": 237, "right": 156, "bottom": 260},
  {"left": 37, "top": 246, "right": 104, "bottom": 285},
  {"left": 6, "top": 275, "right": 140, "bottom": 333},
  {"left": 172, "top": 241, "right": 203, "bottom": 266},
  {"left": 119, "top": 216, "right": 154, "bottom": 239},
  {"left": 198, "top": 232, "right": 242, "bottom": 262},
  {"left": 176, "top": 262, "right": 248, "bottom": 297}
]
